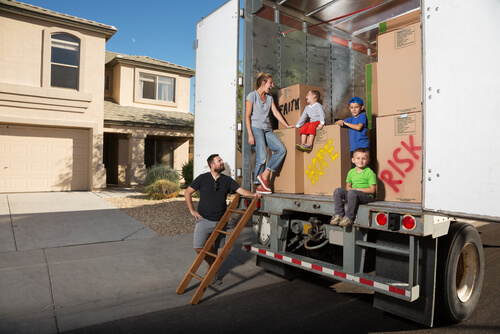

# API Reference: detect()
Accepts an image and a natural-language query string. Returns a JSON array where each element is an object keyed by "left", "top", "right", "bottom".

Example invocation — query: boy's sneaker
[
  {"left": 338, "top": 217, "right": 353, "bottom": 227},
  {"left": 330, "top": 215, "right": 342, "bottom": 225},
  {"left": 257, "top": 174, "right": 271, "bottom": 191},
  {"left": 295, "top": 144, "right": 305, "bottom": 151},
  {"left": 301, "top": 144, "right": 312, "bottom": 151},
  {"left": 256, "top": 185, "right": 272, "bottom": 194}
]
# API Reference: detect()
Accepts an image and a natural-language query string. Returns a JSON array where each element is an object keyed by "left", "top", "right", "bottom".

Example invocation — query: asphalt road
[{"left": 65, "top": 223, "right": 500, "bottom": 334}]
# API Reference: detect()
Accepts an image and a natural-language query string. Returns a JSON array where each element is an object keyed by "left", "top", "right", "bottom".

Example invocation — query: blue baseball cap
[{"left": 348, "top": 97, "right": 364, "bottom": 106}]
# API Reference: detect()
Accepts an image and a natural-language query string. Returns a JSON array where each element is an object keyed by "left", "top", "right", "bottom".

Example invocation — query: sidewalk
[{"left": 0, "top": 190, "right": 283, "bottom": 333}]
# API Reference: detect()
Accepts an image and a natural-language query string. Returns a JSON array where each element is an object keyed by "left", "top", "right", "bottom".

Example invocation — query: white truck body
[{"left": 193, "top": 0, "right": 500, "bottom": 327}]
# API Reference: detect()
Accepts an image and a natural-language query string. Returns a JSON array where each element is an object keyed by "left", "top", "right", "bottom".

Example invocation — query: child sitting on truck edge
[
  {"left": 295, "top": 90, "right": 326, "bottom": 151},
  {"left": 334, "top": 97, "right": 369, "bottom": 168},
  {"left": 330, "top": 147, "right": 376, "bottom": 227}
]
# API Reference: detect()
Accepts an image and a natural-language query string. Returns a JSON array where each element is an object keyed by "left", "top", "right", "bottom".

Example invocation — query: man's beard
[{"left": 214, "top": 165, "right": 225, "bottom": 173}]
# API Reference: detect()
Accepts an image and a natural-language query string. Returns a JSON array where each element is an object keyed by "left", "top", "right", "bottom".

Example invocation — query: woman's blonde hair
[{"left": 255, "top": 72, "right": 273, "bottom": 90}]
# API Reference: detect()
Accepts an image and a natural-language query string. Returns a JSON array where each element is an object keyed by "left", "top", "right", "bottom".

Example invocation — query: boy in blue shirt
[
  {"left": 335, "top": 97, "right": 369, "bottom": 168},
  {"left": 331, "top": 148, "right": 376, "bottom": 227}
]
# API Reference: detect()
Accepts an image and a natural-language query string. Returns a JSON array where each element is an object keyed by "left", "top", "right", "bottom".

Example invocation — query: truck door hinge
[{"left": 193, "top": 39, "right": 199, "bottom": 50}]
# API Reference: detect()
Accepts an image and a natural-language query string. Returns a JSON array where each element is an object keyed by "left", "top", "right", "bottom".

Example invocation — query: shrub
[
  {"left": 181, "top": 159, "right": 194, "bottom": 186},
  {"left": 144, "top": 179, "right": 180, "bottom": 200},
  {"left": 145, "top": 164, "right": 180, "bottom": 186}
]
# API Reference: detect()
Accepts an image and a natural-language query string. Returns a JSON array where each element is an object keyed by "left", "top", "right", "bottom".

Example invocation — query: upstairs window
[
  {"left": 139, "top": 73, "right": 175, "bottom": 103},
  {"left": 51, "top": 33, "right": 80, "bottom": 89}
]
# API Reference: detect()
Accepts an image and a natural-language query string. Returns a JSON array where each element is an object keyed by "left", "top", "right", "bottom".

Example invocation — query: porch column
[{"left": 128, "top": 133, "right": 147, "bottom": 185}]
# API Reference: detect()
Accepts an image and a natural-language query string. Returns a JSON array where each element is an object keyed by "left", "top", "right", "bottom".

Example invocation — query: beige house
[
  {"left": 103, "top": 52, "right": 194, "bottom": 186},
  {"left": 0, "top": 0, "right": 194, "bottom": 192}
]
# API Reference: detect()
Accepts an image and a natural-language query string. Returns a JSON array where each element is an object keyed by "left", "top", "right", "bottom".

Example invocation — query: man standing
[{"left": 184, "top": 154, "right": 260, "bottom": 284}]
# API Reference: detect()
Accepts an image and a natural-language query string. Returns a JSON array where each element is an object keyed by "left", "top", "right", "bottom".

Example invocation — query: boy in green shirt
[{"left": 330, "top": 148, "right": 376, "bottom": 227}]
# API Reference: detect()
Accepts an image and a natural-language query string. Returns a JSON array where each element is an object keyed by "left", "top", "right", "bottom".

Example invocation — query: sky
[{"left": 21, "top": 0, "right": 234, "bottom": 113}]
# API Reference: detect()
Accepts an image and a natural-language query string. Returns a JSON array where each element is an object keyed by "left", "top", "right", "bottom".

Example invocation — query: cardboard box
[
  {"left": 376, "top": 112, "right": 422, "bottom": 203},
  {"left": 277, "top": 84, "right": 323, "bottom": 129},
  {"left": 303, "top": 125, "right": 350, "bottom": 196},
  {"left": 377, "top": 22, "right": 422, "bottom": 117},
  {"left": 273, "top": 128, "right": 304, "bottom": 194},
  {"left": 365, "top": 62, "right": 378, "bottom": 129},
  {"left": 379, "top": 10, "right": 420, "bottom": 33}
]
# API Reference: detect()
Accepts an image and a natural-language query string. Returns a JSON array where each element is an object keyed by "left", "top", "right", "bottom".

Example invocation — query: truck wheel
[{"left": 437, "top": 222, "right": 484, "bottom": 323}]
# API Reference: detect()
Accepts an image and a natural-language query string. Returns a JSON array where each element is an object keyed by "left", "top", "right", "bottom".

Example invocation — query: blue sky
[{"left": 21, "top": 0, "right": 233, "bottom": 112}]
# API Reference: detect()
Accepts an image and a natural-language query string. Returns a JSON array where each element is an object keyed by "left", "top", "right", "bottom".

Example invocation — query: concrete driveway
[{"left": 0, "top": 191, "right": 282, "bottom": 333}]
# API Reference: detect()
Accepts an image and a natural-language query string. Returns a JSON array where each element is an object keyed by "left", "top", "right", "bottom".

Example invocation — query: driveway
[{"left": 0, "top": 191, "right": 281, "bottom": 333}]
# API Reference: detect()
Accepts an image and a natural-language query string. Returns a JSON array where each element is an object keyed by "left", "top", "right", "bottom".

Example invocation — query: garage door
[{"left": 0, "top": 124, "right": 89, "bottom": 192}]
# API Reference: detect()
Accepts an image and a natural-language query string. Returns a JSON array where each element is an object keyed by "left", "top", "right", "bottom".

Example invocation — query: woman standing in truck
[{"left": 245, "top": 72, "right": 293, "bottom": 194}]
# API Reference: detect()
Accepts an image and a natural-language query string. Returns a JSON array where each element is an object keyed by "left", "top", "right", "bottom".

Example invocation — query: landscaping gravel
[{"left": 105, "top": 194, "right": 199, "bottom": 236}]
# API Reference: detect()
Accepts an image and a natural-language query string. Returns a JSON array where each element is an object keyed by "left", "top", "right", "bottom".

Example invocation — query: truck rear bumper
[{"left": 243, "top": 242, "right": 419, "bottom": 302}]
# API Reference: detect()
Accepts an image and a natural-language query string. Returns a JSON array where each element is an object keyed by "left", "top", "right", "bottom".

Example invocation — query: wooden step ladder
[{"left": 176, "top": 193, "right": 259, "bottom": 304}]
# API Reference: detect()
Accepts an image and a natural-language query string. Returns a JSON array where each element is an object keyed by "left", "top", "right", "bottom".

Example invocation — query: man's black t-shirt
[{"left": 189, "top": 172, "right": 240, "bottom": 221}]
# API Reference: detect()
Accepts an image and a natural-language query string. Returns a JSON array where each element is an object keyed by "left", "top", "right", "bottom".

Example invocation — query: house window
[
  {"left": 104, "top": 69, "right": 113, "bottom": 95},
  {"left": 51, "top": 33, "right": 80, "bottom": 89},
  {"left": 139, "top": 73, "right": 175, "bottom": 102}
]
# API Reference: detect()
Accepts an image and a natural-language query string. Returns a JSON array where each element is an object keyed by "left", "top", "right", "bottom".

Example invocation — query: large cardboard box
[
  {"left": 277, "top": 84, "right": 323, "bottom": 129},
  {"left": 365, "top": 62, "right": 378, "bottom": 129},
  {"left": 379, "top": 10, "right": 420, "bottom": 34},
  {"left": 273, "top": 128, "right": 304, "bottom": 194},
  {"left": 376, "top": 112, "right": 422, "bottom": 203},
  {"left": 377, "top": 22, "right": 422, "bottom": 117},
  {"left": 303, "top": 125, "right": 350, "bottom": 196}
]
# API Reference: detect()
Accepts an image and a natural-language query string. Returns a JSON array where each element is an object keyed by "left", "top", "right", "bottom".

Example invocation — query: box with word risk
[
  {"left": 303, "top": 125, "right": 350, "bottom": 196},
  {"left": 376, "top": 112, "right": 422, "bottom": 202},
  {"left": 273, "top": 127, "right": 304, "bottom": 194}
]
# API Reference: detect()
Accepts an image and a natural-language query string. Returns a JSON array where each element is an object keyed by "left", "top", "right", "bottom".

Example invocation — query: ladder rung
[
  {"left": 228, "top": 209, "right": 246, "bottom": 214},
  {"left": 203, "top": 250, "right": 217, "bottom": 258},
  {"left": 215, "top": 229, "right": 232, "bottom": 235},
  {"left": 190, "top": 272, "right": 203, "bottom": 281}
]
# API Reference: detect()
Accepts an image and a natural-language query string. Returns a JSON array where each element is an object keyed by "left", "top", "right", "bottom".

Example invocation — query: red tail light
[
  {"left": 245, "top": 198, "right": 261, "bottom": 209},
  {"left": 402, "top": 215, "right": 416, "bottom": 231},
  {"left": 376, "top": 212, "right": 387, "bottom": 226}
]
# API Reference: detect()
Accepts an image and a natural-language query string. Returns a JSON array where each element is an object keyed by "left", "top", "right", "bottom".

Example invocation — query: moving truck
[{"left": 193, "top": 0, "right": 499, "bottom": 326}]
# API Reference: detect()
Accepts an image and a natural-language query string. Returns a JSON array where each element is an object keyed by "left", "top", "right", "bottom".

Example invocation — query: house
[
  {"left": 0, "top": 0, "right": 194, "bottom": 192},
  {"left": 103, "top": 52, "right": 194, "bottom": 186}
]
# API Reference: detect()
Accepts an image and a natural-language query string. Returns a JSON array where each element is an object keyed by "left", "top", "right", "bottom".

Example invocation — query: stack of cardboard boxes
[
  {"left": 271, "top": 10, "right": 422, "bottom": 202},
  {"left": 374, "top": 10, "right": 423, "bottom": 203},
  {"left": 273, "top": 84, "right": 350, "bottom": 196}
]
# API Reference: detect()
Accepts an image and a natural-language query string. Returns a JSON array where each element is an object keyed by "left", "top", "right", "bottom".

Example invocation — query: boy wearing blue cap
[{"left": 335, "top": 97, "right": 369, "bottom": 168}]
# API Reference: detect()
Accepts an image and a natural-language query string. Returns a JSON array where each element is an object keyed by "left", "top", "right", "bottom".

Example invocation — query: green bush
[
  {"left": 181, "top": 159, "right": 194, "bottom": 186},
  {"left": 144, "top": 179, "right": 180, "bottom": 200},
  {"left": 145, "top": 164, "right": 180, "bottom": 186}
]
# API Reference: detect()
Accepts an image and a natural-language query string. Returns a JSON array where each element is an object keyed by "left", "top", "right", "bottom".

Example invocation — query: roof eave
[
  {"left": 107, "top": 58, "right": 195, "bottom": 77},
  {"left": 0, "top": 2, "right": 117, "bottom": 40}
]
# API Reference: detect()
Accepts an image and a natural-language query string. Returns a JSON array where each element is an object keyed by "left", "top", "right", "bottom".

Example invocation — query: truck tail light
[
  {"left": 375, "top": 212, "right": 387, "bottom": 226},
  {"left": 402, "top": 215, "right": 416, "bottom": 231},
  {"left": 245, "top": 198, "right": 261, "bottom": 209}
]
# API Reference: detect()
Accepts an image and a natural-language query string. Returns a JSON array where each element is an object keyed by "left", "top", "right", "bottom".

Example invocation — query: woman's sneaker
[
  {"left": 256, "top": 185, "right": 272, "bottom": 194},
  {"left": 257, "top": 174, "right": 271, "bottom": 191}
]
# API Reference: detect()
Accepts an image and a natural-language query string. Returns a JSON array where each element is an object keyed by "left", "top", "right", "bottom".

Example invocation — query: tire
[{"left": 436, "top": 222, "right": 484, "bottom": 323}]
